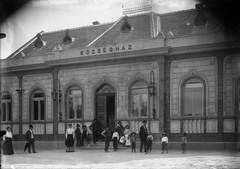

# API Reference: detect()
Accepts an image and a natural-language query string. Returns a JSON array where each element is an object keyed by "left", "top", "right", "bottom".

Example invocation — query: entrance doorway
[{"left": 95, "top": 83, "right": 116, "bottom": 139}]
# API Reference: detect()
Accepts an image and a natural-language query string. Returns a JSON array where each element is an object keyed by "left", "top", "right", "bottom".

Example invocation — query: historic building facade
[{"left": 1, "top": 3, "right": 239, "bottom": 149}]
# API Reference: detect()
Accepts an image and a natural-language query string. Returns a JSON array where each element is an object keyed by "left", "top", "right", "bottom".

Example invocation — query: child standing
[
  {"left": 146, "top": 131, "right": 153, "bottom": 154},
  {"left": 112, "top": 129, "right": 119, "bottom": 151},
  {"left": 101, "top": 126, "right": 111, "bottom": 152},
  {"left": 161, "top": 133, "right": 168, "bottom": 154},
  {"left": 82, "top": 125, "right": 89, "bottom": 147},
  {"left": 130, "top": 132, "right": 137, "bottom": 152},
  {"left": 181, "top": 132, "right": 187, "bottom": 153}
]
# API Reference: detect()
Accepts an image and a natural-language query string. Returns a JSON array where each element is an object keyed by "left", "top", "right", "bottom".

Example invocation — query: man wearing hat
[
  {"left": 139, "top": 120, "right": 148, "bottom": 152},
  {"left": 25, "top": 124, "right": 37, "bottom": 153},
  {"left": 75, "top": 124, "right": 81, "bottom": 147}
]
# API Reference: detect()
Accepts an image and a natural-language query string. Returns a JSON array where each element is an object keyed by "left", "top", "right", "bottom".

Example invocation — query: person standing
[
  {"left": 82, "top": 125, "right": 90, "bottom": 147},
  {"left": 116, "top": 121, "right": 125, "bottom": 146},
  {"left": 124, "top": 125, "right": 131, "bottom": 148},
  {"left": 75, "top": 124, "right": 81, "bottom": 147},
  {"left": 25, "top": 125, "right": 37, "bottom": 153},
  {"left": 2, "top": 127, "right": 14, "bottom": 155},
  {"left": 161, "top": 133, "right": 168, "bottom": 154},
  {"left": 101, "top": 126, "right": 111, "bottom": 152},
  {"left": 65, "top": 124, "right": 75, "bottom": 152},
  {"left": 89, "top": 118, "right": 99, "bottom": 144},
  {"left": 130, "top": 132, "right": 137, "bottom": 152},
  {"left": 145, "top": 131, "right": 154, "bottom": 154},
  {"left": 112, "top": 129, "right": 119, "bottom": 151},
  {"left": 139, "top": 120, "right": 148, "bottom": 152},
  {"left": 181, "top": 132, "right": 187, "bottom": 153}
]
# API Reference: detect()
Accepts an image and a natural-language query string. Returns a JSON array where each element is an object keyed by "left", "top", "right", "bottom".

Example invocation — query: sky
[{"left": 0, "top": 0, "right": 196, "bottom": 59}]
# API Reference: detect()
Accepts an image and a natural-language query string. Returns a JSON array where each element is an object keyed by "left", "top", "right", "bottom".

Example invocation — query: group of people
[
  {"left": 1, "top": 120, "right": 188, "bottom": 155},
  {"left": 99, "top": 120, "right": 187, "bottom": 154},
  {"left": 1, "top": 124, "right": 37, "bottom": 155}
]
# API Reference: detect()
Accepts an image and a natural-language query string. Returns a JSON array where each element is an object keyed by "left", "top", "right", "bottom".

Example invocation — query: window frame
[
  {"left": 1, "top": 93, "right": 12, "bottom": 122},
  {"left": 129, "top": 80, "right": 149, "bottom": 118},
  {"left": 181, "top": 77, "right": 206, "bottom": 117},
  {"left": 30, "top": 89, "right": 45, "bottom": 121},
  {"left": 66, "top": 86, "right": 84, "bottom": 120}
]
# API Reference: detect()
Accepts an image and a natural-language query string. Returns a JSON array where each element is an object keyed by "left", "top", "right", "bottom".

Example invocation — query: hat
[
  {"left": 142, "top": 120, "right": 147, "bottom": 123},
  {"left": 29, "top": 124, "right": 33, "bottom": 128},
  {"left": 131, "top": 132, "right": 136, "bottom": 135},
  {"left": 76, "top": 124, "right": 80, "bottom": 127}
]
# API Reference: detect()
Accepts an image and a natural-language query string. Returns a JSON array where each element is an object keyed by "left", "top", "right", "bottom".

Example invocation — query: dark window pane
[
  {"left": 34, "top": 93, "right": 44, "bottom": 98},
  {"left": 7, "top": 102, "right": 11, "bottom": 121},
  {"left": 34, "top": 101, "right": 38, "bottom": 120},
  {"left": 2, "top": 95, "right": 11, "bottom": 100},
  {"left": 2, "top": 103, "right": 6, "bottom": 121},
  {"left": 40, "top": 100, "right": 44, "bottom": 120},
  {"left": 69, "top": 99, "right": 74, "bottom": 119}
]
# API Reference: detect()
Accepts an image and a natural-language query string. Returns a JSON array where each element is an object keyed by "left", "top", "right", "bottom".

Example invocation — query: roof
[{"left": 8, "top": 6, "right": 223, "bottom": 59}]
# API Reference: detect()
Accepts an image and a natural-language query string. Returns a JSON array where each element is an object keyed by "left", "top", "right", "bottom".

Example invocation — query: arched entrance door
[{"left": 95, "top": 83, "right": 116, "bottom": 134}]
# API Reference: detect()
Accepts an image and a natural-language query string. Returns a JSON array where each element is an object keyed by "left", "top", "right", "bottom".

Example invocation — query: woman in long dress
[
  {"left": 65, "top": 124, "right": 75, "bottom": 152},
  {"left": 124, "top": 125, "right": 131, "bottom": 147},
  {"left": 3, "top": 127, "right": 14, "bottom": 155}
]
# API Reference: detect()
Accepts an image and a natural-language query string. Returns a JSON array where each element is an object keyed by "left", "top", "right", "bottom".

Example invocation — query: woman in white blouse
[
  {"left": 65, "top": 124, "right": 75, "bottom": 152},
  {"left": 3, "top": 127, "right": 14, "bottom": 155}
]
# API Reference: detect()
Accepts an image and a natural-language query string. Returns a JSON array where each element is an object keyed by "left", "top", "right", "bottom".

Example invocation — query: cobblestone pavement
[{"left": 1, "top": 148, "right": 239, "bottom": 169}]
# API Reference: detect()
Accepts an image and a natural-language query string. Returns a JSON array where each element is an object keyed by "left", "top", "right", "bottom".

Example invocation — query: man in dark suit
[
  {"left": 139, "top": 120, "right": 148, "bottom": 152},
  {"left": 25, "top": 125, "right": 37, "bottom": 153}
]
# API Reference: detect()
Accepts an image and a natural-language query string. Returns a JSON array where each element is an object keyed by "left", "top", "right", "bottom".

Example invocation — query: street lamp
[
  {"left": 148, "top": 70, "right": 156, "bottom": 119},
  {"left": 51, "top": 79, "right": 62, "bottom": 121}
]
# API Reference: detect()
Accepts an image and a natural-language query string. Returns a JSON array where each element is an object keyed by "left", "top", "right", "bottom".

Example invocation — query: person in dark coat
[
  {"left": 116, "top": 121, "right": 125, "bottom": 146},
  {"left": 2, "top": 127, "right": 14, "bottom": 155},
  {"left": 82, "top": 125, "right": 89, "bottom": 146},
  {"left": 89, "top": 118, "right": 99, "bottom": 144},
  {"left": 75, "top": 124, "right": 81, "bottom": 147},
  {"left": 25, "top": 125, "right": 37, "bottom": 153},
  {"left": 139, "top": 120, "right": 148, "bottom": 152},
  {"left": 101, "top": 126, "right": 111, "bottom": 152}
]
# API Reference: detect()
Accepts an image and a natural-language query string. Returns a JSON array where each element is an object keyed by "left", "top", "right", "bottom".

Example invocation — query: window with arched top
[
  {"left": 31, "top": 90, "right": 45, "bottom": 121},
  {"left": 66, "top": 86, "right": 83, "bottom": 120},
  {"left": 1, "top": 92, "right": 12, "bottom": 122},
  {"left": 182, "top": 78, "right": 205, "bottom": 117},
  {"left": 130, "top": 80, "right": 149, "bottom": 118}
]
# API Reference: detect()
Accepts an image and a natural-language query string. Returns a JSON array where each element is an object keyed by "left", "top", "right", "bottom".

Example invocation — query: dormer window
[
  {"left": 34, "top": 33, "right": 44, "bottom": 49},
  {"left": 193, "top": 3, "right": 207, "bottom": 27},
  {"left": 62, "top": 29, "right": 73, "bottom": 45},
  {"left": 121, "top": 16, "right": 133, "bottom": 33}
]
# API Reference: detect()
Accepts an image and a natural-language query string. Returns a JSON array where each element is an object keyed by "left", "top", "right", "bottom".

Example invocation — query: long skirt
[
  {"left": 65, "top": 134, "right": 74, "bottom": 147},
  {"left": 3, "top": 137, "right": 14, "bottom": 155},
  {"left": 125, "top": 134, "right": 131, "bottom": 146}
]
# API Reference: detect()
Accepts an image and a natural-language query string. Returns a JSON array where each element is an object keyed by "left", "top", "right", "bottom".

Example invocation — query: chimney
[{"left": 92, "top": 21, "right": 100, "bottom": 25}]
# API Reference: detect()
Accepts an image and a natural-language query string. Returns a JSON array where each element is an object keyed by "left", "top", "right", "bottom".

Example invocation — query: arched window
[
  {"left": 31, "top": 90, "right": 45, "bottom": 121},
  {"left": 1, "top": 93, "right": 12, "bottom": 122},
  {"left": 182, "top": 78, "right": 204, "bottom": 117},
  {"left": 66, "top": 86, "right": 83, "bottom": 120},
  {"left": 130, "top": 80, "right": 149, "bottom": 118}
]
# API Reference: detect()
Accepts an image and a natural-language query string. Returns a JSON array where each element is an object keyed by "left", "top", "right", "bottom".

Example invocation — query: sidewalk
[{"left": 1, "top": 148, "right": 240, "bottom": 169}]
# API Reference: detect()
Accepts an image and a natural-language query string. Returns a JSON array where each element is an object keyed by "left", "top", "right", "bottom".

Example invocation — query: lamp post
[
  {"left": 51, "top": 79, "right": 62, "bottom": 122},
  {"left": 51, "top": 79, "right": 62, "bottom": 149},
  {"left": 148, "top": 70, "right": 156, "bottom": 119}
]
